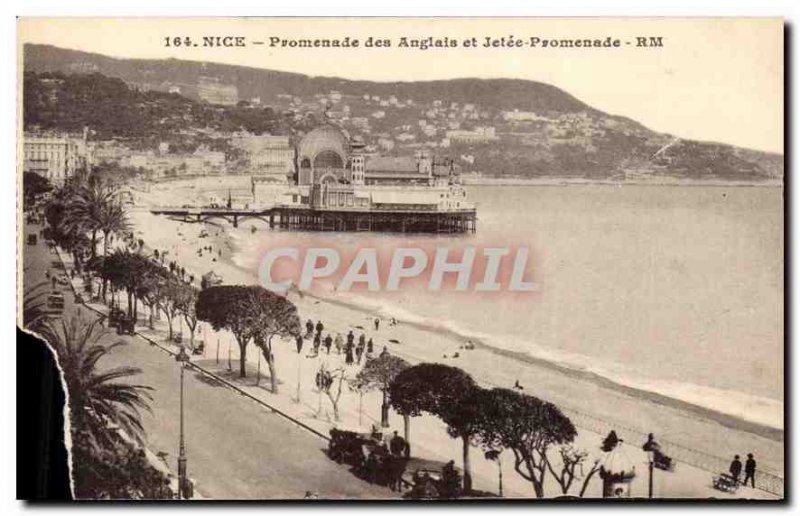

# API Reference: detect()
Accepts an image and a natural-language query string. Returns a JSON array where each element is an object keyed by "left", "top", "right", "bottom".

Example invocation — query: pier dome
[{"left": 298, "top": 125, "right": 349, "bottom": 170}]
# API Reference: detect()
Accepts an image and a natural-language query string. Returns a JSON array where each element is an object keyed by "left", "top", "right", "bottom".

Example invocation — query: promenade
[{"left": 23, "top": 225, "right": 393, "bottom": 500}]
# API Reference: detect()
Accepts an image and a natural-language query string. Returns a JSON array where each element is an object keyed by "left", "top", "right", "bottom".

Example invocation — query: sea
[{"left": 199, "top": 182, "right": 784, "bottom": 431}]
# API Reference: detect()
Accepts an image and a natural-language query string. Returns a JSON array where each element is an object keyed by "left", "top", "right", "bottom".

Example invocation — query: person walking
[
  {"left": 347, "top": 330, "right": 355, "bottom": 347},
  {"left": 744, "top": 453, "right": 757, "bottom": 488},
  {"left": 345, "top": 344, "right": 354, "bottom": 365},
  {"left": 295, "top": 334, "right": 304, "bottom": 354},
  {"left": 374, "top": 317, "right": 380, "bottom": 331},
  {"left": 313, "top": 333, "right": 321, "bottom": 355},
  {"left": 305, "top": 319, "right": 314, "bottom": 338},
  {"left": 367, "top": 337, "right": 374, "bottom": 355},
  {"left": 355, "top": 342, "right": 364, "bottom": 364},
  {"left": 315, "top": 320, "right": 324, "bottom": 337},
  {"left": 729, "top": 455, "right": 742, "bottom": 484},
  {"left": 324, "top": 334, "right": 333, "bottom": 354},
  {"left": 334, "top": 333, "right": 343, "bottom": 354}
]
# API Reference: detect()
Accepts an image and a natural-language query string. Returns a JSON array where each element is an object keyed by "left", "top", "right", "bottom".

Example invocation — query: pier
[{"left": 150, "top": 206, "right": 477, "bottom": 234}]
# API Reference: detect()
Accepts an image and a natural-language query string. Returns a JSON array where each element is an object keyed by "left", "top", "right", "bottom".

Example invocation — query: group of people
[
  {"left": 729, "top": 453, "right": 758, "bottom": 488},
  {"left": 300, "top": 319, "right": 389, "bottom": 366}
]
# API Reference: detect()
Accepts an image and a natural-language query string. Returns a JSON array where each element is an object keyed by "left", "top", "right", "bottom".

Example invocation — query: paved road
[{"left": 22, "top": 225, "right": 393, "bottom": 500}]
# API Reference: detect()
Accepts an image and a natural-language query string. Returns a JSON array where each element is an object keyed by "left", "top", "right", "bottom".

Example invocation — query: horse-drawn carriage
[{"left": 328, "top": 428, "right": 407, "bottom": 491}]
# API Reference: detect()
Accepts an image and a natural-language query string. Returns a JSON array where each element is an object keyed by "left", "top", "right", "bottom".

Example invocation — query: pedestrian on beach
[
  {"left": 374, "top": 317, "right": 380, "bottom": 331},
  {"left": 355, "top": 343, "right": 364, "bottom": 364},
  {"left": 359, "top": 333, "right": 366, "bottom": 348},
  {"left": 729, "top": 455, "right": 742, "bottom": 485},
  {"left": 347, "top": 330, "right": 355, "bottom": 347},
  {"left": 334, "top": 333, "right": 343, "bottom": 354},
  {"left": 367, "top": 338, "right": 374, "bottom": 355},
  {"left": 313, "top": 333, "right": 321, "bottom": 354},
  {"left": 345, "top": 345, "right": 354, "bottom": 365},
  {"left": 306, "top": 319, "right": 314, "bottom": 338},
  {"left": 744, "top": 453, "right": 756, "bottom": 488},
  {"left": 316, "top": 320, "right": 324, "bottom": 336},
  {"left": 295, "top": 334, "right": 304, "bottom": 354},
  {"left": 324, "top": 334, "right": 333, "bottom": 354}
]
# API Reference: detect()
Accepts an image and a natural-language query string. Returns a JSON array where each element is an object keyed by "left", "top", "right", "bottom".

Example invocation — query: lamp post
[
  {"left": 175, "top": 345, "right": 190, "bottom": 499},
  {"left": 647, "top": 450, "right": 654, "bottom": 499},
  {"left": 485, "top": 450, "right": 503, "bottom": 497}
]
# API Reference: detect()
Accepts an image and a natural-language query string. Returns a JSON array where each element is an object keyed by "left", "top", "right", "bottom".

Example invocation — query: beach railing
[{"left": 562, "top": 407, "right": 784, "bottom": 497}]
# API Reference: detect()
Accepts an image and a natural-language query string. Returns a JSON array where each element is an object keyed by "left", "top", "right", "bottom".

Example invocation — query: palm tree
[
  {"left": 22, "top": 279, "right": 52, "bottom": 331},
  {"left": 37, "top": 315, "right": 153, "bottom": 449},
  {"left": 66, "top": 181, "right": 116, "bottom": 259},
  {"left": 97, "top": 198, "right": 130, "bottom": 257}
]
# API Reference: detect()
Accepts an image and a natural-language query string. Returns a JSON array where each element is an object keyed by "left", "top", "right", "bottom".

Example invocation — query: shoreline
[{"left": 291, "top": 287, "right": 783, "bottom": 443}]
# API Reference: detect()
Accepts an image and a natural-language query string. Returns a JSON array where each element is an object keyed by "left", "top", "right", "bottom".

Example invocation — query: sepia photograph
[{"left": 16, "top": 16, "right": 784, "bottom": 501}]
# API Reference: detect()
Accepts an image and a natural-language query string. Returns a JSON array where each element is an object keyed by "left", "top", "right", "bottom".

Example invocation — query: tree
[
  {"left": 544, "top": 445, "right": 602, "bottom": 497},
  {"left": 473, "top": 388, "right": 577, "bottom": 498},
  {"left": 438, "top": 385, "right": 490, "bottom": 494},
  {"left": 354, "top": 353, "right": 410, "bottom": 428},
  {"left": 136, "top": 262, "right": 168, "bottom": 329},
  {"left": 23, "top": 171, "right": 52, "bottom": 207},
  {"left": 22, "top": 280, "right": 53, "bottom": 331},
  {"left": 388, "top": 363, "right": 477, "bottom": 492},
  {"left": 37, "top": 315, "right": 153, "bottom": 449},
  {"left": 71, "top": 439, "right": 173, "bottom": 499},
  {"left": 97, "top": 197, "right": 130, "bottom": 256},
  {"left": 196, "top": 285, "right": 300, "bottom": 388},
  {"left": 318, "top": 366, "right": 347, "bottom": 421},
  {"left": 66, "top": 179, "right": 117, "bottom": 259},
  {"left": 250, "top": 288, "right": 302, "bottom": 393},
  {"left": 172, "top": 283, "right": 199, "bottom": 348},
  {"left": 159, "top": 277, "right": 187, "bottom": 342}
]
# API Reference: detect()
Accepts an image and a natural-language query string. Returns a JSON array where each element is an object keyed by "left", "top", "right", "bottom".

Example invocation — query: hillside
[{"left": 22, "top": 44, "right": 783, "bottom": 183}]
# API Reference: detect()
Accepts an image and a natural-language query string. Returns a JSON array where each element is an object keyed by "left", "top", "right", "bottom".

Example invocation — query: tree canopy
[{"left": 388, "top": 362, "right": 477, "bottom": 418}]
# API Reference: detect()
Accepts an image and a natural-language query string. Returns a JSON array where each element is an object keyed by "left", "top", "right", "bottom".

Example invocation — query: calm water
[{"left": 229, "top": 184, "right": 784, "bottom": 426}]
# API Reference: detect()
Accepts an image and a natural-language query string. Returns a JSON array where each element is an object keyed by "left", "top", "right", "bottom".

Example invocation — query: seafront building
[
  {"left": 282, "top": 124, "right": 473, "bottom": 219},
  {"left": 22, "top": 129, "right": 91, "bottom": 184}
]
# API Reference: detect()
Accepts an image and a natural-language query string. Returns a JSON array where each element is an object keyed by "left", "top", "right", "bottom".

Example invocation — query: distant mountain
[
  {"left": 23, "top": 44, "right": 598, "bottom": 115},
  {"left": 22, "top": 44, "right": 783, "bottom": 183}
]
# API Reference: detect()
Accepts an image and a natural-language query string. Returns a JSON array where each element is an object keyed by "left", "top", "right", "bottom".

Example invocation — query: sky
[{"left": 18, "top": 17, "right": 784, "bottom": 153}]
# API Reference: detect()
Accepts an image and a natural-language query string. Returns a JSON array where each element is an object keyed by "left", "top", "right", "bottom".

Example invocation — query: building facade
[
  {"left": 284, "top": 124, "right": 471, "bottom": 212},
  {"left": 23, "top": 132, "right": 90, "bottom": 184}
]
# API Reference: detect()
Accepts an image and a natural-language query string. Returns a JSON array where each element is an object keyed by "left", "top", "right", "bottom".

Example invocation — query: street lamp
[
  {"left": 647, "top": 450, "right": 654, "bottom": 499},
  {"left": 175, "top": 345, "right": 190, "bottom": 499},
  {"left": 485, "top": 450, "right": 503, "bottom": 497}
]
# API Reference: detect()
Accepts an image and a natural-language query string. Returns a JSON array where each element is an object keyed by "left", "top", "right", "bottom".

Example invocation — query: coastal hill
[{"left": 23, "top": 43, "right": 783, "bottom": 183}]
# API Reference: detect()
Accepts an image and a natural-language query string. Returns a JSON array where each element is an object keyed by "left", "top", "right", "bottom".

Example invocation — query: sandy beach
[{"left": 124, "top": 177, "right": 783, "bottom": 496}]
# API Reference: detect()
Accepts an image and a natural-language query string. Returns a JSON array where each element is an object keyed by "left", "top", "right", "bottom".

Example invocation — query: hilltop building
[
  {"left": 232, "top": 133, "right": 295, "bottom": 181},
  {"left": 197, "top": 76, "right": 239, "bottom": 105}
]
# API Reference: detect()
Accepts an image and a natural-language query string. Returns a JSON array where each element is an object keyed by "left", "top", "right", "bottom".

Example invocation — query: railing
[{"left": 562, "top": 406, "right": 784, "bottom": 496}]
